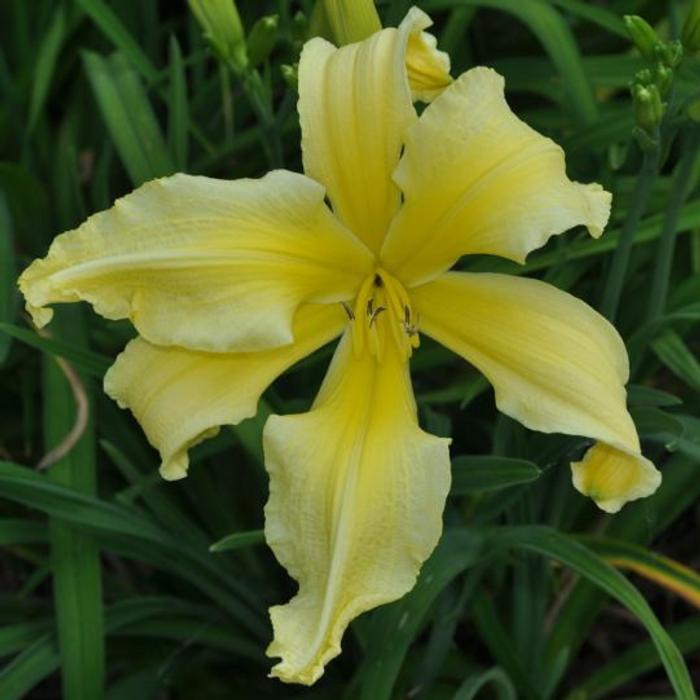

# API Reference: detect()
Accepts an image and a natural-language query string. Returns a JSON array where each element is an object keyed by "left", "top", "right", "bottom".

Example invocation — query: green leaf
[
  {"left": 627, "top": 384, "right": 683, "bottom": 408},
  {"left": 451, "top": 456, "right": 541, "bottom": 494},
  {"left": 630, "top": 406, "right": 685, "bottom": 445},
  {"left": 43, "top": 308, "right": 104, "bottom": 700},
  {"left": 651, "top": 329, "right": 700, "bottom": 392},
  {"left": 0, "top": 518, "right": 47, "bottom": 545},
  {"left": 28, "top": 6, "right": 68, "bottom": 133},
  {"left": 0, "top": 192, "right": 15, "bottom": 364},
  {"left": 490, "top": 526, "right": 696, "bottom": 700},
  {"left": 167, "top": 36, "right": 189, "bottom": 170},
  {"left": 82, "top": 51, "right": 174, "bottom": 187},
  {"left": 566, "top": 616, "right": 700, "bottom": 700},
  {"left": 0, "top": 460, "right": 266, "bottom": 637},
  {"left": 548, "top": 0, "right": 627, "bottom": 37},
  {"left": 209, "top": 529, "right": 265, "bottom": 552},
  {"left": 453, "top": 666, "right": 517, "bottom": 700},
  {"left": 424, "top": 0, "right": 597, "bottom": 124},
  {"left": 0, "top": 322, "right": 111, "bottom": 378},
  {"left": 359, "top": 529, "right": 484, "bottom": 700},
  {"left": 581, "top": 536, "right": 700, "bottom": 609},
  {"left": 0, "top": 634, "right": 59, "bottom": 700},
  {"left": 74, "top": 0, "right": 158, "bottom": 83}
]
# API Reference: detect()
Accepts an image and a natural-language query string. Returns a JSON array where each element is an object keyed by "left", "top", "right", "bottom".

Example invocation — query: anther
[
  {"left": 369, "top": 306, "right": 386, "bottom": 326},
  {"left": 366, "top": 298, "right": 374, "bottom": 318},
  {"left": 373, "top": 273, "right": 383, "bottom": 287},
  {"left": 341, "top": 302, "right": 355, "bottom": 320}
]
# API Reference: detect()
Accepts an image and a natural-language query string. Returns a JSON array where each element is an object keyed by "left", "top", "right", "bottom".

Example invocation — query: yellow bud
[
  {"left": 188, "top": 0, "right": 247, "bottom": 74},
  {"left": 321, "top": 0, "right": 381, "bottom": 45}
]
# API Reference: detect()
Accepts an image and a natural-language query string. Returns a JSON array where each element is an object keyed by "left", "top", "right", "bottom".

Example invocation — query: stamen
[
  {"left": 350, "top": 269, "right": 420, "bottom": 360},
  {"left": 369, "top": 305, "right": 386, "bottom": 326},
  {"left": 341, "top": 302, "right": 355, "bottom": 320}
]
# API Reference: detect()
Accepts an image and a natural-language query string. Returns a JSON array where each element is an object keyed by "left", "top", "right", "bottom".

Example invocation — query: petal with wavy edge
[
  {"left": 381, "top": 67, "right": 611, "bottom": 286},
  {"left": 406, "top": 22, "right": 452, "bottom": 102},
  {"left": 298, "top": 7, "right": 450, "bottom": 253},
  {"left": 263, "top": 334, "right": 451, "bottom": 684},
  {"left": 571, "top": 443, "right": 661, "bottom": 514},
  {"left": 104, "top": 303, "right": 346, "bottom": 480},
  {"left": 412, "top": 272, "right": 660, "bottom": 510},
  {"left": 19, "top": 170, "right": 372, "bottom": 352}
]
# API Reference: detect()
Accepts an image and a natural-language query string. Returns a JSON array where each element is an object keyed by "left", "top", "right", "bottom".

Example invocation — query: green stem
[
  {"left": 220, "top": 64, "right": 234, "bottom": 149},
  {"left": 646, "top": 127, "right": 700, "bottom": 322},
  {"left": 600, "top": 142, "right": 661, "bottom": 321},
  {"left": 242, "top": 69, "right": 283, "bottom": 168}
]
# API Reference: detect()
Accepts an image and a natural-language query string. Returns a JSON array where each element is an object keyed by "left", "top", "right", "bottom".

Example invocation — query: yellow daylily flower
[{"left": 18, "top": 5, "right": 661, "bottom": 686}]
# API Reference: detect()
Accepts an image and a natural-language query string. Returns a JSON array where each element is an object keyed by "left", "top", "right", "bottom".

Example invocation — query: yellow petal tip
[
  {"left": 571, "top": 442, "right": 661, "bottom": 513},
  {"left": 577, "top": 182, "right": 612, "bottom": 238}
]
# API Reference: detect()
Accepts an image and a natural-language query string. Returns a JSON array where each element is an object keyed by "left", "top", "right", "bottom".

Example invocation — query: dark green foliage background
[{"left": 0, "top": 1, "right": 699, "bottom": 698}]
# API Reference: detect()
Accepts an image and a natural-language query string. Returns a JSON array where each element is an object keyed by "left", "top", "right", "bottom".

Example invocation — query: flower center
[{"left": 344, "top": 269, "right": 420, "bottom": 361}]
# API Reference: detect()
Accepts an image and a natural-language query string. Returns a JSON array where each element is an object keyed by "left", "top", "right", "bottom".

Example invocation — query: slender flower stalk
[
  {"left": 18, "top": 6, "right": 661, "bottom": 685},
  {"left": 646, "top": 127, "right": 700, "bottom": 321},
  {"left": 600, "top": 141, "right": 661, "bottom": 321}
]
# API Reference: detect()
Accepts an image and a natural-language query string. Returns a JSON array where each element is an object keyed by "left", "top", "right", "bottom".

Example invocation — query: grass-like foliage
[{"left": 1, "top": 0, "right": 700, "bottom": 698}]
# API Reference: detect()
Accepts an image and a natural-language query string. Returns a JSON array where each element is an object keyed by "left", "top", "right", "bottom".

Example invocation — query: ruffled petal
[
  {"left": 381, "top": 67, "right": 611, "bottom": 286},
  {"left": 298, "top": 7, "right": 449, "bottom": 253},
  {"left": 104, "top": 303, "right": 346, "bottom": 480},
  {"left": 263, "top": 334, "right": 451, "bottom": 684},
  {"left": 571, "top": 443, "right": 661, "bottom": 514},
  {"left": 411, "top": 272, "right": 660, "bottom": 510},
  {"left": 19, "top": 170, "right": 372, "bottom": 352}
]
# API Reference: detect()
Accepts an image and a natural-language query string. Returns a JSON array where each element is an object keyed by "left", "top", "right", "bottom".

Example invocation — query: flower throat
[{"left": 344, "top": 269, "right": 420, "bottom": 361}]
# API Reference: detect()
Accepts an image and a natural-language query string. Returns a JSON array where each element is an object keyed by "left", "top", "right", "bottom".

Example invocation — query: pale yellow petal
[
  {"left": 298, "top": 7, "right": 448, "bottom": 253},
  {"left": 405, "top": 9, "right": 452, "bottom": 102},
  {"left": 571, "top": 443, "right": 661, "bottom": 514},
  {"left": 412, "top": 272, "right": 660, "bottom": 510},
  {"left": 381, "top": 67, "right": 611, "bottom": 286},
  {"left": 19, "top": 170, "right": 372, "bottom": 352},
  {"left": 263, "top": 334, "right": 451, "bottom": 684},
  {"left": 104, "top": 303, "right": 346, "bottom": 480}
]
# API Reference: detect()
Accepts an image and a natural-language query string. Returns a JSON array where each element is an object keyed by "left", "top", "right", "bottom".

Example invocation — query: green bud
[
  {"left": 188, "top": 0, "right": 248, "bottom": 74},
  {"left": 682, "top": 0, "right": 700, "bottom": 52},
  {"left": 635, "top": 68, "right": 653, "bottom": 86},
  {"left": 654, "top": 39, "right": 683, "bottom": 68},
  {"left": 246, "top": 14, "right": 278, "bottom": 68},
  {"left": 624, "top": 15, "right": 658, "bottom": 61},
  {"left": 654, "top": 63, "right": 673, "bottom": 96},
  {"left": 322, "top": 0, "right": 381, "bottom": 45},
  {"left": 632, "top": 83, "right": 664, "bottom": 132},
  {"left": 281, "top": 63, "right": 299, "bottom": 90},
  {"left": 292, "top": 10, "right": 310, "bottom": 44}
]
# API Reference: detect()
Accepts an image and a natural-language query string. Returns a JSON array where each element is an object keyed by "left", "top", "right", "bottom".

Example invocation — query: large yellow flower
[{"left": 19, "top": 6, "right": 661, "bottom": 685}]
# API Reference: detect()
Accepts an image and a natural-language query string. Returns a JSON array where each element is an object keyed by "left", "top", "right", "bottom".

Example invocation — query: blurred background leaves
[{"left": 0, "top": 0, "right": 699, "bottom": 698}]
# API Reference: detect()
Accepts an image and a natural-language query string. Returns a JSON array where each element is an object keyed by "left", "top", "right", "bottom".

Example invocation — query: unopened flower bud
[
  {"left": 654, "top": 63, "right": 673, "bottom": 96},
  {"left": 632, "top": 83, "right": 664, "bottom": 132},
  {"left": 624, "top": 15, "right": 659, "bottom": 61},
  {"left": 682, "top": 0, "right": 700, "bottom": 52},
  {"left": 247, "top": 14, "right": 278, "bottom": 67},
  {"left": 281, "top": 63, "right": 298, "bottom": 90},
  {"left": 188, "top": 0, "right": 248, "bottom": 74},
  {"left": 322, "top": 0, "right": 381, "bottom": 45},
  {"left": 654, "top": 39, "right": 683, "bottom": 68}
]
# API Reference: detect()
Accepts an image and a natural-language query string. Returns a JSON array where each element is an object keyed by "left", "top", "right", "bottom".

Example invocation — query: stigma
[{"left": 344, "top": 269, "right": 420, "bottom": 361}]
